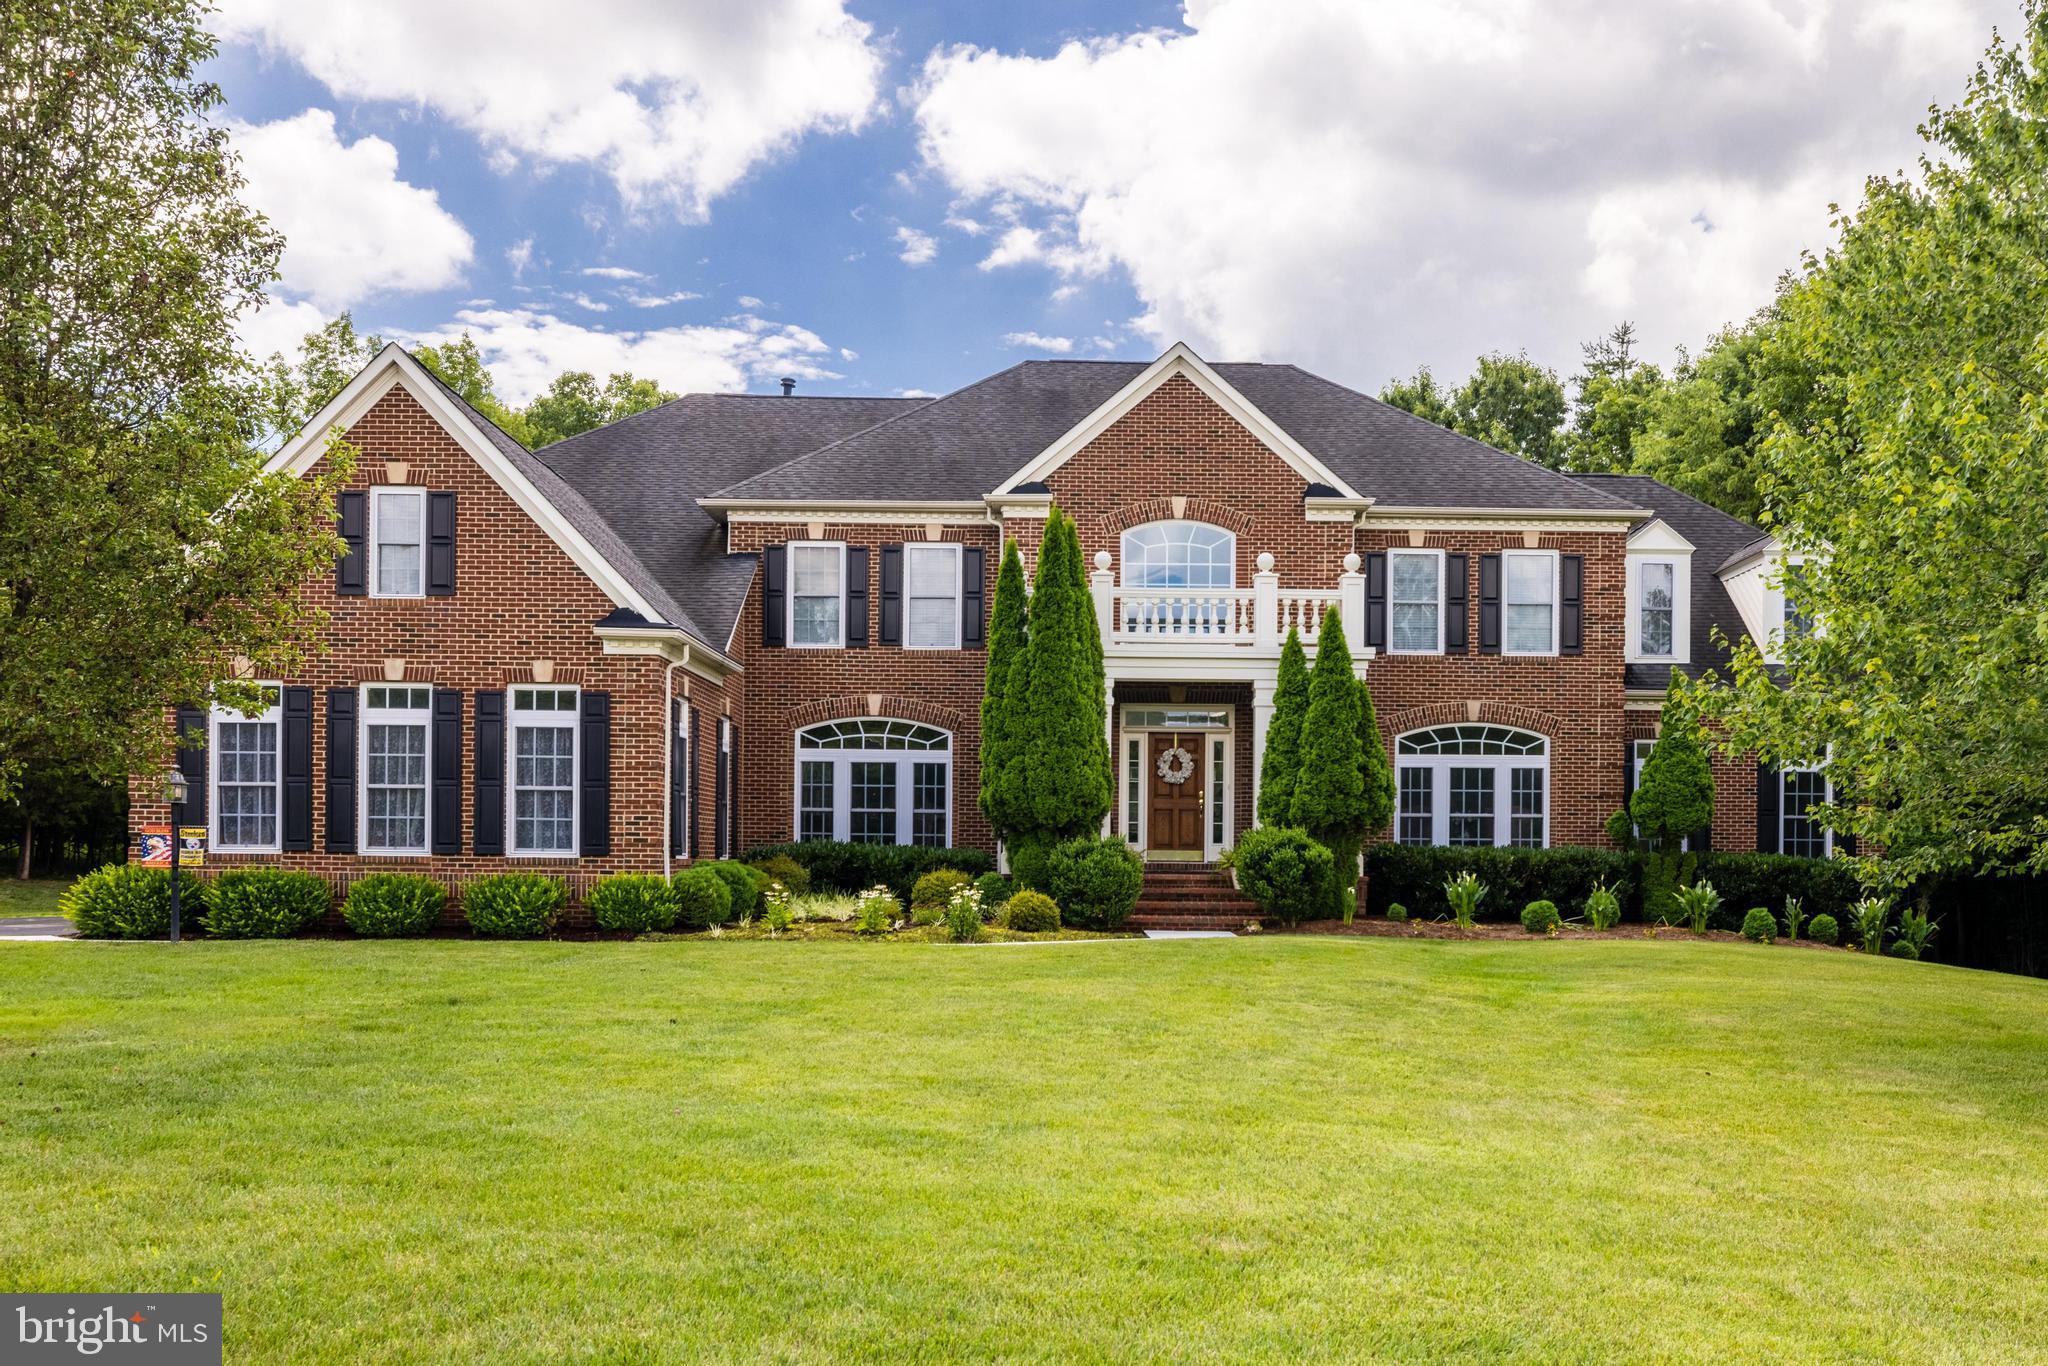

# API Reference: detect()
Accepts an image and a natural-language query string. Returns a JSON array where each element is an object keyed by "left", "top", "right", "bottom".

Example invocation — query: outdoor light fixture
[{"left": 166, "top": 767, "right": 188, "bottom": 943}]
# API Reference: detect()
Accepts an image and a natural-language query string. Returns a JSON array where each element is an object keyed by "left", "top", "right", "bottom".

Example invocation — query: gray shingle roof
[
  {"left": 1571, "top": 474, "right": 1764, "bottom": 692},
  {"left": 710, "top": 360, "right": 1641, "bottom": 514},
  {"left": 533, "top": 392, "right": 924, "bottom": 650}
]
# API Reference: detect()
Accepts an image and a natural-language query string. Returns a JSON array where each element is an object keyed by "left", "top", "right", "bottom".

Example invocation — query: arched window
[
  {"left": 794, "top": 719, "right": 952, "bottom": 846},
  {"left": 1120, "top": 521, "right": 1236, "bottom": 589},
  {"left": 1394, "top": 725, "right": 1549, "bottom": 849}
]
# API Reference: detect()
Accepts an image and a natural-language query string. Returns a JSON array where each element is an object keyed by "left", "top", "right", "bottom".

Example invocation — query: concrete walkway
[{"left": 0, "top": 916, "right": 76, "bottom": 941}]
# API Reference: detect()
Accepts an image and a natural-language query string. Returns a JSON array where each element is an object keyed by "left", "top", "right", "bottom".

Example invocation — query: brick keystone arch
[
  {"left": 783, "top": 695, "right": 975, "bottom": 738},
  {"left": 1377, "top": 700, "right": 1563, "bottom": 746}
]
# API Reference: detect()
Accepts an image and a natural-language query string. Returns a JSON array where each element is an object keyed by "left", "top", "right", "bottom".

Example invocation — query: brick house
[{"left": 128, "top": 341, "right": 1833, "bottom": 913}]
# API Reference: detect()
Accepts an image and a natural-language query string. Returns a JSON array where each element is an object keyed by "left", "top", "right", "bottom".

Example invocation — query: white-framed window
[
  {"left": 1630, "top": 738, "right": 1691, "bottom": 852},
  {"left": 211, "top": 685, "right": 282, "bottom": 852},
  {"left": 1782, "top": 767, "right": 1832, "bottom": 859},
  {"left": 370, "top": 488, "right": 427, "bottom": 599},
  {"left": 1388, "top": 549, "right": 1443, "bottom": 654},
  {"left": 1120, "top": 520, "right": 1236, "bottom": 589},
  {"left": 905, "top": 543, "right": 963, "bottom": 650},
  {"left": 1394, "top": 725, "right": 1548, "bottom": 848},
  {"left": 1639, "top": 561, "right": 1676, "bottom": 657},
  {"left": 510, "top": 686, "right": 577, "bottom": 856},
  {"left": 789, "top": 542, "right": 846, "bottom": 648},
  {"left": 361, "top": 684, "right": 431, "bottom": 854},
  {"left": 1502, "top": 550, "right": 1558, "bottom": 655},
  {"left": 793, "top": 719, "right": 951, "bottom": 847}
]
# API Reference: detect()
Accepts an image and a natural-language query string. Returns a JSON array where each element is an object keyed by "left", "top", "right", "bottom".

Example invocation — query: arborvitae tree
[
  {"left": 978, "top": 538, "right": 1030, "bottom": 844},
  {"left": 1354, "top": 674, "right": 1395, "bottom": 847},
  {"left": 1630, "top": 680, "right": 1716, "bottom": 920},
  {"left": 1014, "top": 509, "right": 1112, "bottom": 860},
  {"left": 1257, "top": 627, "right": 1310, "bottom": 826},
  {"left": 1289, "top": 609, "right": 1370, "bottom": 913}
]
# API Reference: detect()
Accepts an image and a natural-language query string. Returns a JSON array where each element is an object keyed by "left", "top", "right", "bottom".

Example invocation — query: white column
[
  {"left": 1102, "top": 674, "right": 1117, "bottom": 838},
  {"left": 1090, "top": 551, "right": 1116, "bottom": 646},
  {"left": 1253, "top": 551, "right": 1279, "bottom": 647},
  {"left": 1338, "top": 551, "right": 1366, "bottom": 647},
  {"left": 1251, "top": 679, "right": 1276, "bottom": 827}
]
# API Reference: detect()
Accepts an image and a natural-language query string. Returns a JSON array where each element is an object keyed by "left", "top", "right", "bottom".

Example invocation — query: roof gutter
[
  {"left": 696, "top": 497, "right": 990, "bottom": 519},
  {"left": 1362, "top": 503, "right": 1650, "bottom": 525},
  {"left": 592, "top": 621, "right": 743, "bottom": 680}
]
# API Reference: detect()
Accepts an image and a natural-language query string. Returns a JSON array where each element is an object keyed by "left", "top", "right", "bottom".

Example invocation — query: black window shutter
[
  {"left": 1756, "top": 764, "right": 1779, "bottom": 853},
  {"left": 728, "top": 725, "right": 740, "bottom": 855},
  {"left": 336, "top": 492, "right": 367, "bottom": 596},
  {"left": 431, "top": 690, "right": 462, "bottom": 855},
  {"left": 1445, "top": 553, "right": 1469, "bottom": 654},
  {"left": 846, "top": 546, "right": 870, "bottom": 647},
  {"left": 962, "top": 547, "right": 986, "bottom": 646},
  {"left": 1560, "top": 554, "right": 1584, "bottom": 655},
  {"left": 669, "top": 700, "right": 687, "bottom": 858},
  {"left": 580, "top": 692, "right": 611, "bottom": 857},
  {"left": 688, "top": 706, "right": 702, "bottom": 859},
  {"left": 426, "top": 492, "right": 457, "bottom": 596},
  {"left": 174, "top": 704, "right": 208, "bottom": 831},
  {"left": 762, "top": 545, "right": 786, "bottom": 648},
  {"left": 282, "top": 687, "right": 313, "bottom": 851},
  {"left": 325, "top": 688, "right": 357, "bottom": 852},
  {"left": 1478, "top": 555, "right": 1502, "bottom": 653},
  {"left": 1836, "top": 830, "right": 1857, "bottom": 855},
  {"left": 714, "top": 719, "right": 731, "bottom": 859},
  {"left": 879, "top": 544, "right": 904, "bottom": 645},
  {"left": 1364, "top": 552, "right": 1387, "bottom": 649},
  {"left": 1622, "top": 740, "right": 1638, "bottom": 820},
  {"left": 473, "top": 690, "right": 504, "bottom": 855}
]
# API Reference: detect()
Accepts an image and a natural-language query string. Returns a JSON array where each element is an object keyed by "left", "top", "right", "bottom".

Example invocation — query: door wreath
[{"left": 1155, "top": 745, "right": 1195, "bottom": 785}]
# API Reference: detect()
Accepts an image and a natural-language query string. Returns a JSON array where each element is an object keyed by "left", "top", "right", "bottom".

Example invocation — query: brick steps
[{"left": 1128, "top": 862, "right": 1263, "bottom": 933}]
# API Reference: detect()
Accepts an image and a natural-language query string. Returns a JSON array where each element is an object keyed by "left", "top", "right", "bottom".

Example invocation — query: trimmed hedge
[
  {"left": 1367, "top": 843, "right": 1861, "bottom": 930},
  {"left": 64, "top": 864, "right": 209, "bottom": 939},
  {"left": 342, "top": 873, "right": 447, "bottom": 938},
  {"left": 1044, "top": 835, "right": 1143, "bottom": 931},
  {"left": 588, "top": 874, "right": 678, "bottom": 933},
  {"left": 671, "top": 866, "right": 733, "bottom": 930},
  {"left": 462, "top": 873, "right": 564, "bottom": 938},
  {"left": 1232, "top": 826, "right": 1336, "bottom": 927},
  {"left": 205, "top": 869, "right": 330, "bottom": 938},
  {"left": 1004, "top": 889, "right": 1060, "bottom": 933},
  {"left": 700, "top": 861, "right": 765, "bottom": 922},
  {"left": 742, "top": 841, "right": 993, "bottom": 904}
]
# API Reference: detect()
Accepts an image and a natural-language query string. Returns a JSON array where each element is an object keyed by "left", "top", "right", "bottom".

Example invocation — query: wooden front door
[{"left": 1147, "top": 732, "right": 1205, "bottom": 854}]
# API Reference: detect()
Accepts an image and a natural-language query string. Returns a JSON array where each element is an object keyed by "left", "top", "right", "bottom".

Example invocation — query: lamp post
[{"left": 166, "top": 768, "right": 188, "bottom": 943}]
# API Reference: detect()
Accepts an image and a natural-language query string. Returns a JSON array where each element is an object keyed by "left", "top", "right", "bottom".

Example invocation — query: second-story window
[
  {"left": 1502, "top": 551, "right": 1557, "bottom": 655},
  {"left": 1640, "top": 561, "right": 1676, "bottom": 657},
  {"left": 789, "top": 543, "right": 845, "bottom": 647},
  {"left": 1389, "top": 550, "right": 1442, "bottom": 653},
  {"left": 1121, "top": 521, "right": 1235, "bottom": 589},
  {"left": 905, "top": 544, "right": 962, "bottom": 650},
  {"left": 371, "top": 488, "right": 426, "bottom": 598}
]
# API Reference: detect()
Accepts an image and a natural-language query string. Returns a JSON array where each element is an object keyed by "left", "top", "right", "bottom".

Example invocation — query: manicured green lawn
[
  {"left": 0, "top": 876, "right": 71, "bottom": 918},
  {"left": 2, "top": 937, "right": 2043, "bottom": 1361}
]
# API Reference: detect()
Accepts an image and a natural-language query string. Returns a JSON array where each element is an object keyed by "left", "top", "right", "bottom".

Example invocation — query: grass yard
[
  {"left": 0, "top": 877, "right": 71, "bottom": 919},
  {"left": 2, "top": 937, "right": 2044, "bottom": 1362}
]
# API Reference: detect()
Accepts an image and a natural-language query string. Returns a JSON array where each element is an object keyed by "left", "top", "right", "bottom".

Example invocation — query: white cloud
[
  {"left": 895, "top": 225, "right": 939, "bottom": 265},
  {"left": 622, "top": 289, "right": 704, "bottom": 308},
  {"left": 913, "top": 0, "right": 2006, "bottom": 383},
  {"left": 895, "top": 387, "right": 938, "bottom": 398},
  {"left": 566, "top": 292, "right": 611, "bottom": 313},
  {"left": 736, "top": 295, "right": 765, "bottom": 309},
  {"left": 231, "top": 109, "right": 473, "bottom": 311},
  {"left": 1003, "top": 331, "right": 1074, "bottom": 352},
  {"left": 403, "top": 306, "right": 841, "bottom": 403},
  {"left": 581, "top": 266, "right": 648, "bottom": 280},
  {"left": 237, "top": 297, "right": 330, "bottom": 362},
  {"left": 505, "top": 238, "right": 535, "bottom": 278},
  {"left": 214, "top": 0, "right": 884, "bottom": 220}
]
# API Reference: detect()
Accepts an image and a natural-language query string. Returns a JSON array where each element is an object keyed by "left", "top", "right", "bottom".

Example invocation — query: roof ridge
[
  {"left": 1569, "top": 472, "right": 1764, "bottom": 535},
  {"left": 706, "top": 361, "right": 1031, "bottom": 500}
]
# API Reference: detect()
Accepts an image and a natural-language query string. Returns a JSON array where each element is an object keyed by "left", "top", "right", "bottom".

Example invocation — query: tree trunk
[{"left": 16, "top": 815, "right": 31, "bottom": 880}]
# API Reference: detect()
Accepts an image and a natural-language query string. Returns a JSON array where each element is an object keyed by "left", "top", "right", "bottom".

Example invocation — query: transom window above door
[{"left": 1121, "top": 521, "right": 1236, "bottom": 588}]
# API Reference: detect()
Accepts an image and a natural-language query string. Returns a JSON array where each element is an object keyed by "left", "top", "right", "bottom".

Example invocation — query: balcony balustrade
[{"left": 1089, "top": 550, "right": 1366, "bottom": 658}]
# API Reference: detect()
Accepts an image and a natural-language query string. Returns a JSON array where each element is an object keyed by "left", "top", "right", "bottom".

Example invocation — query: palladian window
[
  {"left": 794, "top": 719, "right": 951, "bottom": 847},
  {"left": 1394, "top": 725, "right": 1549, "bottom": 849}
]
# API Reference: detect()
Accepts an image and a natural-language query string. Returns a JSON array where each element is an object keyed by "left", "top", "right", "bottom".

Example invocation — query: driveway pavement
[{"left": 0, "top": 916, "right": 76, "bottom": 940}]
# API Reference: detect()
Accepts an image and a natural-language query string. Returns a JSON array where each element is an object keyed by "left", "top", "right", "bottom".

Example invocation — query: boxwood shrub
[
  {"left": 910, "top": 868, "right": 974, "bottom": 913},
  {"left": 1520, "top": 899, "right": 1561, "bottom": 934},
  {"left": 1003, "top": 889, "right": 1061, "bottom": 933},
  {"left": 587, "top": 874, "right": 678, "bottom": 933},
  {"left": 1232, "top": 826, "right": 1336, "bottom": 927},
  {"left": 746, "top": 853, "right": 810, "bottom": 897},
  {"left": 204, "top": 868, "right": 330, "bottom": 938},
  {"left": 742, "top": 840, "right": 992, "bottom": 903},
  {"left": 1693, "top": 853, "right": 1859, "bottom": 929},
  {"left": 63, "top": 864, "right": 209, "bottom": 939},
  {"left": 342, "top": 873, "right": 447, "bottom": 938},
  {"left": 671, "top": 866, "right": 733, "bottom": 930},
  {"left": 1044, "top": 835, "right": 1144, "bottom": 931},
  {"left": 973, "top": 872, "right": 1012, "bottom": 917},
  {"left": 1808, "top": 913, "right": 1841, "bottom": 945},
  {"left": 462, "top": 873, "right": 564, "bottom": 938},
  {"left": 1741, "top": 906, "right": 1777, "bottom": 943},
  {"left": 699, "top": 861, "right": 765, "bottom": 922}
]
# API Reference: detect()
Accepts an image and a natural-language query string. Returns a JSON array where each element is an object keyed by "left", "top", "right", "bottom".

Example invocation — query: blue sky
[{"left": 206, "top": 0, "right": 2013, "bottom": 407}]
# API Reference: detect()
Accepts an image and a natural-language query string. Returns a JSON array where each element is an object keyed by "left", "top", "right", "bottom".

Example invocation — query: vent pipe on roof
[{"left": 779, "top": 377, "right": 795, "bottom": 397}]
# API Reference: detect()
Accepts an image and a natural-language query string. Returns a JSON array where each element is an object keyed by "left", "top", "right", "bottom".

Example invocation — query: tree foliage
[
  {"left": 1381, "top": 353, "right": 1568, "bottom": 468},
  {"left": 978, "top": 538, "right": 1029, "bottom": 844},
  {"left": 1629, "top": 683, "right": 1716, "bottom": 917},
  {"left": 1256, "top": 626, "right": 1309, "bottom": 826},
  {"left": 0, "top": 0, "right": 347, "bottom": 799},
  {"left": 1012, "top": 510, "right": 1111, "bottom": 851},
  {"left": 1288, "top": 609, "right": 1369, "bottom": 851},
  {"left": 523, "top": 369, "right": 678, "bottom": 448},
  {"left": 1692, "top": 7, "right": 2048, "bottom": 879}
]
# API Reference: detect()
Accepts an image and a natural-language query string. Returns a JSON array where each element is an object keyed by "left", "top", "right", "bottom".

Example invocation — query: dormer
[
  {"left": 1719, "top": 533, "right": 1812, "bottom": 663},
  {"left": 1625, "top": 517, "right": 1693, "bottom": 665}
]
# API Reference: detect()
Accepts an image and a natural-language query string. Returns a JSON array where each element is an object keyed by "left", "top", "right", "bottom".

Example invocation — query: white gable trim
[
  {"left": 267, "top": 345, "right": 663, "bottom": 624},
  {"left": 991, "top": 342, "right": 1364, "bottom": 499},
  {"left": 1627, "top": 517, "right": 1696, "bottom": 553}
]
